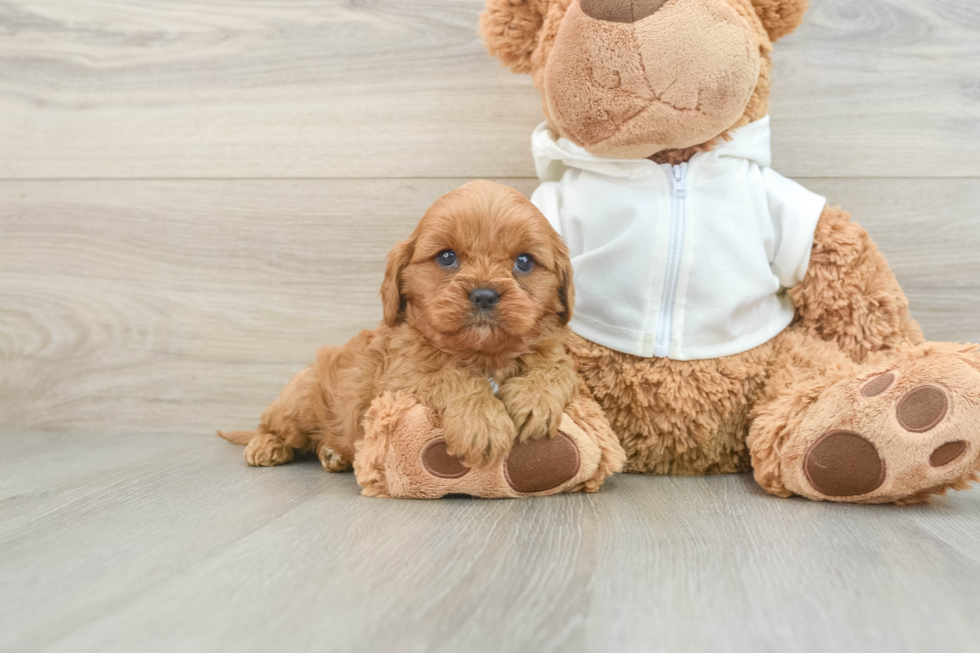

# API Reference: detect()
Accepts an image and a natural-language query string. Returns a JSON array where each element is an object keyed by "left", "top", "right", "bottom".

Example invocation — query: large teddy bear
[{"left": 480, "top": 0, "right": 980, "bottom": 504}]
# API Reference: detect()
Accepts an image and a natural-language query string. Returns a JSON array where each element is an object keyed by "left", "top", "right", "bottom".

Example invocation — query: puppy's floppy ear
[
  {"left": 480, "top": 0, "right": 552, "bottom": 74},
  {"left": 381, "top": 238, "right": 414, "bottom": 327},
  {"left": 751, "top": 0, "right": 809, "bottom": 42},
  {"left": 554, "top": 239, "right": 575, "bottom": 326}
]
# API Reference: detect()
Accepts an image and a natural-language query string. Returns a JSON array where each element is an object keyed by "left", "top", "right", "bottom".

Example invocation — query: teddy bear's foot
[
  {"left": 769, "top": 344, "right": 980, "bottom": 504},
  {"left": 354, "top": 392, "right": 623, "bottom": 499}
]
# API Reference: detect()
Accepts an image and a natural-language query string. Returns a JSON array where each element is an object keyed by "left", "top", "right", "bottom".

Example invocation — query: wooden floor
[
  {"left": 2, "top": 0, "right": 980, "bottom": 651},
  {"left": 1, "top": 432, "right": 979, "bottom": 653}
]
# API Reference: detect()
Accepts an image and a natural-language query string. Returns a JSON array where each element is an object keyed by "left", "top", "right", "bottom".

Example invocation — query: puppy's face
[{"left": 382, "top": 181, "right": 573, "bottom": 363}]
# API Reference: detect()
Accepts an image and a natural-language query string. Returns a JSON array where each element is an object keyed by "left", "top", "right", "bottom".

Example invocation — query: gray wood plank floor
[
  {"left": 2, "top": 0, "right": 980, "bottom": 651},
  {"left": 2, "top": 433, "right": 979, "bottom": 653}
]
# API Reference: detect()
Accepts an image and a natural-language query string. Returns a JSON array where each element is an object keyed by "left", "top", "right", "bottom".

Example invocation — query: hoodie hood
[{"left": 533, "top": 116, "right": 774, "bottom": 183}]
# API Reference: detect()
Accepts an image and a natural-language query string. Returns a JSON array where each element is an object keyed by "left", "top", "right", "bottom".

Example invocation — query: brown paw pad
[
  {"left": 804, "top": 431, "right": 886, "bottom": 498},
  {"left": 896, "top": 386, "right": 949, "bottom": 433},
  {"left": 505, "top": 432, "right": 580, "bottom": 494},
  {"left": 421, "top": 439, "right": 469, "bottom": 479},
  {"left": 930, "top": 441, "right": 968, "bottom": 468},
  {"left": 862, "top": 373, "right": 896, "bottom": 397}
]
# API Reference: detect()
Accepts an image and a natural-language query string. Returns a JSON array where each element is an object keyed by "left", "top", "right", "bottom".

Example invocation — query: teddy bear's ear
[
  {"left": 750, "top": 0, "right": 810, "bottom": 42},
  {"left": 480, "top": 0, "right": 552, "bottom": 74}
]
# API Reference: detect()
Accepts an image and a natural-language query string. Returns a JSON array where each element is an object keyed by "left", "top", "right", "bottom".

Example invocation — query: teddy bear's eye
[
  {"left": 514, "top": 254, "right": 535, "bottom": 275},
  {"left": 436, "top": 250, "right": 459, "bottom": 269}
]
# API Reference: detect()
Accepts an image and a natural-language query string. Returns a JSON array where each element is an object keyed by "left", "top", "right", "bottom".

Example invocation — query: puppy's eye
[
  {"left": 436, "top": 249, "right": 459, "bottom": 269},
  {"left": 514, "top": 254, "right": 535, "bottom": 275}
]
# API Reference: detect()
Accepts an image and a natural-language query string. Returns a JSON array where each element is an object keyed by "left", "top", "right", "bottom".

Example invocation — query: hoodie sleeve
[
  {"left": 763, "top": 168, "right": 827, "bottom": 289},
  {"left": 531, "top": 181, "right": 564, "bottom": 237}
]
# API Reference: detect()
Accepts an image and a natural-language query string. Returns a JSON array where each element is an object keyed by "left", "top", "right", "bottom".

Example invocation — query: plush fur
[
  {"left": 220, "top": 180, "right": 581, "bottom": 471},
  {"left": 354, "top": 388, "right": 624, "bottom": 499},
  {"left": 482, "top": 0, "right": 980, "bottom": 503}
]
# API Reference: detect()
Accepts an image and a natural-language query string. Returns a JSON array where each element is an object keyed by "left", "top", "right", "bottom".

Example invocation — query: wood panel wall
[{"left": 1, "top": 0, "right": 978, "bottom": 435}]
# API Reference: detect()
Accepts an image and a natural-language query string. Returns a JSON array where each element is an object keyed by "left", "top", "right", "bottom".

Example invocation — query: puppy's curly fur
[{"left": 219, "top": 180, "right": 579, "bottom": 470}]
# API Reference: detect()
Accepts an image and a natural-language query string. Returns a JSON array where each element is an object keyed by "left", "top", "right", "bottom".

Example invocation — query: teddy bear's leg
[
  {"left": 560, "top": 381, "right": 627, "bottom": 493},
  {"left": 566, "top": 332, "right": 770, "bottom": 476},
  {"left": 749, "top": 330, "right": 980, "bottom": 504},
  {"left": 789, "top": 206, "right": 925, "bottom": 363},
  {"left": 353, "top": 391, "right": 624, "bottom": 499}
]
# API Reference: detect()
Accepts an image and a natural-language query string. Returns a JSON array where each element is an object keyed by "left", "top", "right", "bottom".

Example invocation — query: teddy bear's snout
[
  {"left": 580, "top": 0, "right": 670, "bottom": 24},
  {"left": 543, "top": 0, "right": 761, "bottom": 158}
]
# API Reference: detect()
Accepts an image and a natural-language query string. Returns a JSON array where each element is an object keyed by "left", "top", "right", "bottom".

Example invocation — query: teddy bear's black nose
[{"left": 580, "top": 0, "right": 670, "bottom": 23}]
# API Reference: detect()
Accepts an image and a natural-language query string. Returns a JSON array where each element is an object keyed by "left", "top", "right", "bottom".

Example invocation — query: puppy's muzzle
[{"left": 469, "top": 288, "right": 501, "bottom": 312}]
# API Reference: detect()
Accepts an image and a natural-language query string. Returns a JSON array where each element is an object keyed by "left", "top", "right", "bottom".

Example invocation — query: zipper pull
[{"left": 672, "top": 163, "right": 688, "bottom": 198}]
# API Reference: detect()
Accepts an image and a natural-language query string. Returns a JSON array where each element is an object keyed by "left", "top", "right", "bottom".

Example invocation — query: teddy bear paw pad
[
  {"left": 416, "top": 433, "right": 582, "bottom": 494},
  {"left": 931, "top": 441, "right": 968, "bottom": 467},
  {"left": 804, "top": 430, "right": 886, "bottom": 498},
  {"left": 421, "top": 439, "right": 470, "bottom": 479},
  {"left": 504, "top": 433, "right": 581, "bottom": 494},
  {"left": 895, "top": 385, "right": 948, "bottom": 432}
]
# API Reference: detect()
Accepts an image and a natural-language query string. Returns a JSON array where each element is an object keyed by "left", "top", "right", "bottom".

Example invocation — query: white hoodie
[{"left": 531, "top": 116, "right": 827, "bottom": 361}]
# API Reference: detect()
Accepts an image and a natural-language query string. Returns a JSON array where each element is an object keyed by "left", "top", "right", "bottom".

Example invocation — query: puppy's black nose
[{"left": 470, "top": 288, "right": 501, "bottom": 311}]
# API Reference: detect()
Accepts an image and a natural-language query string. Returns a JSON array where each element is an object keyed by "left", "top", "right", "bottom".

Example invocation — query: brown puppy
[{"left": 219, "top": 180, "right": 579, "bottom": 471}]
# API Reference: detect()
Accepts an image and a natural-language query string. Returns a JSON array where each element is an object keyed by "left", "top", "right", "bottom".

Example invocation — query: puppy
[{"left": 219, "top": 180, "right": 579, "bottom": 471}]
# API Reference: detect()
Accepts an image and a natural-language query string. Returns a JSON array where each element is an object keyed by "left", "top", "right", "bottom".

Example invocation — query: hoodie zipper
[{"left": 654, "top": 163, "right": 688, "bottom": 358}]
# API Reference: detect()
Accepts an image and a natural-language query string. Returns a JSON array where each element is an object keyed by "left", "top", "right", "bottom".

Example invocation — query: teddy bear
[{"left": 480, "top": 0, "right": 980, "bottom": 504}]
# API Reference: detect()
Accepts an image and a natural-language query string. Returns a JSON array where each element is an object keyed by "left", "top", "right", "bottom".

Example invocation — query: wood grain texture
[
  {"left": 1, "top": 0, "right": 978, "bottom": 180},
  {"left": 2, "top": 2, "right": 979, "bottom": 652},
  {"left": 0, "top": 432, "right": 978, "bottom": 653},
  {"left": 2, "top": 178, "right": 978, "bottom": 436}
]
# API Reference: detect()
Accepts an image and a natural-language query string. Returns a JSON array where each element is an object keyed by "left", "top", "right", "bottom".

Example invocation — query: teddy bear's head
[{"left": 481, "top": 0, "right": 808, "bottom": 161}]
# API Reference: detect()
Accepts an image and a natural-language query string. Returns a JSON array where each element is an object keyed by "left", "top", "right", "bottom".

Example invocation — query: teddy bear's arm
[{"left": 789, "top": 205, "right": 924, "bottom": 363}]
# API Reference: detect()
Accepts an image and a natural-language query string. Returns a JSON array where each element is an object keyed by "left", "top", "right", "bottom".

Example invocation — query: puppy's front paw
[
  {"left": 442, "top": 400, "right": 516, "bottom": 468},
  {"left": 498, "top": 379, "right": 565, "bottom": 443}
]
